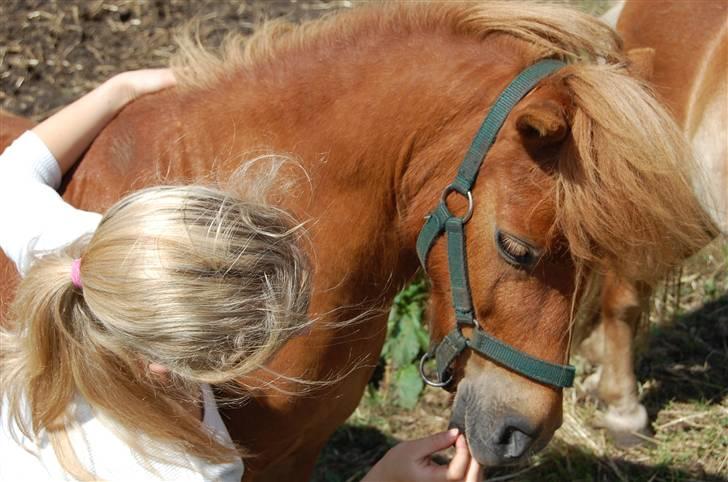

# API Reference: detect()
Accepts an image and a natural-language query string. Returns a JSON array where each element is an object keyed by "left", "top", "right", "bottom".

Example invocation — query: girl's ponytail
[{"left": 1, "top": 243, "right": 87, "bottom": 443}]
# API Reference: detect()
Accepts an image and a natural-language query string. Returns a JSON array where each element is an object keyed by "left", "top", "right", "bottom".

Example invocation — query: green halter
[{"left": 416, "top": 59, "right": 575, "bottom": 389}]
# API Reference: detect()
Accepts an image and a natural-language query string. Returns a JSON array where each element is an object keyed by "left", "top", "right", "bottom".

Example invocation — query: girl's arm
[
  {"left": 0, "top": 69, "right": 175, "bottom": 274},
  {"left": 32, "top": 69, "right": 176, "bottom": 175}
]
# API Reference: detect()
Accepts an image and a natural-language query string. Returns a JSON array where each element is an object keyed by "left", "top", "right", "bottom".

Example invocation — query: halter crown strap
[
  {"left": 452, "top": 59, "right": 568, "bottom": 194},
  {"left": 417, "top": 59, "right": 576, "bottom": 389},
  {"left": 417, "top": 59, "right": 566, "bottom": 268}
]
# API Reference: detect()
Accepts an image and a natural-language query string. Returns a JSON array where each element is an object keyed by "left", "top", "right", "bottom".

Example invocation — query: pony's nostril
[
  {"left": 501, "top": 426, "right": 534, "bottom": 459},
  {"left": 448, "top": 420, "right": 465, "bottom": 434}
]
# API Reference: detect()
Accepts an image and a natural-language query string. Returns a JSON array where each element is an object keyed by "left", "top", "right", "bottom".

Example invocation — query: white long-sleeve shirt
[{"left": 0, "top": 131, "right": 245, "bottom": 482}]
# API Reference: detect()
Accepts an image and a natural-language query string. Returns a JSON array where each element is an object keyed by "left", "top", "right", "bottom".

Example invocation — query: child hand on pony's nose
[{"left": 363, "top": 428, "right": 483, "bottom": 482}]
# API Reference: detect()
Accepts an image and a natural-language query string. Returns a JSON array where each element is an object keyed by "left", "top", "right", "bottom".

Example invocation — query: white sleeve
[{"left": 0, "top": 131, "right": 102, "bottom": 276}]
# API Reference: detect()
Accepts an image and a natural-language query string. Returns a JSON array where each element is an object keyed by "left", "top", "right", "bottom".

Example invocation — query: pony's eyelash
[
  {"left": 500, "top": 234, "right": 529, "bottom": 258},
  {"left": 494, "top": 230, "right": 539, "bottom": 268}
]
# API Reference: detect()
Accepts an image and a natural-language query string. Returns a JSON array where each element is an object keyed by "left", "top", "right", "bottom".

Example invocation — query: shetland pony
[
  {"left": 579, "top": 0, "right": 726, "bottom": 447},
  {"left": 0, "top": 2, "right": 714, "bottom": 479}
]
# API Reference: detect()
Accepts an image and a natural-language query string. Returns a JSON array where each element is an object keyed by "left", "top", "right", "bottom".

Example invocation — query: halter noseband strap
[{"left": 416, "top": 59, "right": 575, "bottom": 389}]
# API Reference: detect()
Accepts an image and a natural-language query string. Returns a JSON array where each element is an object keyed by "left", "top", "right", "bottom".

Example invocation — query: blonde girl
[{"left": 0, "top": 70, "right": 481, "bottom": 481}]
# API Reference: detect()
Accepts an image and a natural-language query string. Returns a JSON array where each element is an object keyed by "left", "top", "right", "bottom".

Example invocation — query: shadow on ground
[
  {"left": 313, "top": 425, "right": 394, "bottom": 482},
  {"left": 487, "top": 443, "right": 728, "bottom": 482},
  {"left": 639, "top": 294, "right": 728, "bottom": 413},
  {"left": 313, "top": 423, "right": 728, "bottom": 482}
]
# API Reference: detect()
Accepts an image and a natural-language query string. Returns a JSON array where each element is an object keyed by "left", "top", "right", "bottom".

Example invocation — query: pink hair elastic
[{"left": 70, "top": 258, "right": 83, "bottom": 289}]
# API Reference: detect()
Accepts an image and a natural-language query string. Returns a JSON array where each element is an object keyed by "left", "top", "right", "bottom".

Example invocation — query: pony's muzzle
[
  {"left": 450, "top": 411, "right": 540, "bottom": 466},
  {"left": 449, "top": 374, "right": 559, "bottom": 467}
]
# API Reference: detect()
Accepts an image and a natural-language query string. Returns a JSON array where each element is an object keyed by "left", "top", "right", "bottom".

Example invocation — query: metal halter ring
[
  {"left": 419, "top": 352, "right": 452, "bottom": 388},
  {"left": 440, "top": 185, "right": 473, "bottom": 223}
]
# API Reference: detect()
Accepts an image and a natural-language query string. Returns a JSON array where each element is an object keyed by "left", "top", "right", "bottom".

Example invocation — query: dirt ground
[
  {"left": 0, "top": 0, "right": 350, "bottom": 118},
  {"left": 1, "top": 1, "right": 726, "bottom": 481}
]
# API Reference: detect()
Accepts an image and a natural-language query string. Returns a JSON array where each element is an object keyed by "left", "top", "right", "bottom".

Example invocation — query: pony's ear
[
  {"left": 515, "top": 99, "right": 569, "bottom": 149},
  {"left": 626, "top": 47, "right": 655, "bottom": 81}
]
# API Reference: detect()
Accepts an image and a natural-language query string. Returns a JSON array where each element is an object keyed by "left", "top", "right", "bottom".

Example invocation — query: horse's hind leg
[{"left": 581, "top": 272, "right": 651, "bottom": 447}]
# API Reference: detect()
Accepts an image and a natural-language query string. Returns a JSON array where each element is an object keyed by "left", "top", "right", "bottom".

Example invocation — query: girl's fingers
[
  {"left": 130, "top": 69, "right": 177, "bottom": 96},
  {"left": 114, "top": 69, "right": 177, "bottom": 102},
  {"left": 406, "top": 428, "right": 460, "bottom": 459},
  {"left": 446, "top": 434, "right": 471, "bottom": 480},
  {"left": 465, "top": 456, "right": 483, "bottom": 482},
  {"left": 146, "top": 68, "right": 177, "bottom": 91}
]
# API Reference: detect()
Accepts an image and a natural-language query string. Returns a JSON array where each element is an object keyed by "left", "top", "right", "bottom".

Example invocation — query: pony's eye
[{"left": 495, "top": 230, "right": 538, "bottom": 267}]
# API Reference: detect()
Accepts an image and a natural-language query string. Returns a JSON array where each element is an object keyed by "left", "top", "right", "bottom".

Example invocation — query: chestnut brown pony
[
  {"left": 578, "top": 0, "right": 727, "bottom": 447},
  {"left": 0, "top": 2, "right": 714, "bottom": 479}
]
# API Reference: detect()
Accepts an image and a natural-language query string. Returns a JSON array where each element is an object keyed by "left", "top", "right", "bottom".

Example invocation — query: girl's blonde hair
[{"left": 0, "top": 184, "right": 310, "bottom": 478}]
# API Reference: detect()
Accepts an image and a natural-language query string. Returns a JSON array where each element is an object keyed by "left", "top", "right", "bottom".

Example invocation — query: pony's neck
[{"left": 185, "top": 30, "right": 529, "bottom": 290}]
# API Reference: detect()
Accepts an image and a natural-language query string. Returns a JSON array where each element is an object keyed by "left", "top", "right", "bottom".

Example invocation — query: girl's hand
[
  {"left": 109, "top": 68, "right": 177, "bottom": 105},
  {"left": 362, "top": 429, "right": 483, "bottom": 482}
]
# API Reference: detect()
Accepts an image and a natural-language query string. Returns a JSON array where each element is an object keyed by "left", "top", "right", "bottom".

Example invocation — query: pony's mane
[
  {"left": 171, "top": 1, "right": 623, "bottom": 89},
  {"left": 553, "top": 64, "right": 715, "bottom": 282},
  {"left": 171, "top": 1, "right": 716, "bottom": 283}
]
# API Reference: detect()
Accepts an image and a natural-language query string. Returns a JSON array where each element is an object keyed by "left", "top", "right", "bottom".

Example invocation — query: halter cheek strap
[{"left": 416, "top": 59, "right": 575, "bottom": 389}]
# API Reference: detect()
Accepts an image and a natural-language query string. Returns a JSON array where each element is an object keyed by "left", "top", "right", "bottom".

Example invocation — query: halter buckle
[
  {"left": 419, "top": 351, "right": 452, "bottom": 387},
  {"left": 440, "top": 185, "right": 473, "bottom": 223}
]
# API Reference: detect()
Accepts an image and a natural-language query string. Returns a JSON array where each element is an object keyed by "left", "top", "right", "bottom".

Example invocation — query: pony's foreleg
[
  {"left": 588, "top": 273, "right": 651, "bottom": 448},
  {"left": 245, "top": 438, "right": 327, "bottom": 482}
]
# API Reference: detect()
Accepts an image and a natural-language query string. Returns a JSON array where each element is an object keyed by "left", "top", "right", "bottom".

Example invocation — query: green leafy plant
[{"left": 378, "top": 279, "right": 430, "bottom": 409}]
